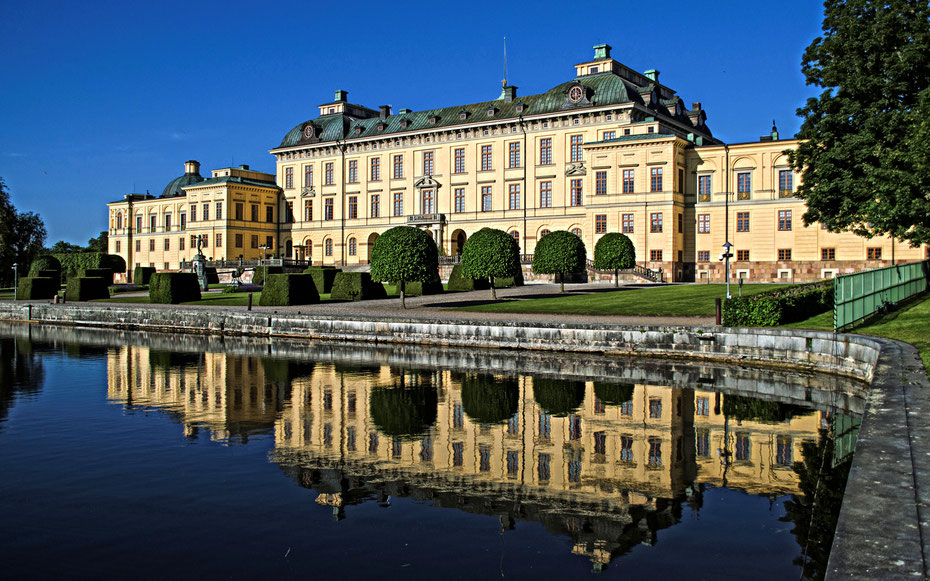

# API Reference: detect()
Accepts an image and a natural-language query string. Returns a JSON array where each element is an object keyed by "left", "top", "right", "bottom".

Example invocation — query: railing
[
  {"left": 438, "top": 255, "right": 462, "bottom": 265},
  {"left": 586, "top": 260, "right": 664, "bottom": 283},
  {"left": 834, "top": 259, "right": 929, "bottom": 332},
  {"left": 179, "top": 258, "right": 312, "bottom": 269}
]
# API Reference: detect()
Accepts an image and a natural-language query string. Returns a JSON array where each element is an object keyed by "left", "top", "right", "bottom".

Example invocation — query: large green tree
[
  {"left": 369, "top": 226, "right": 439, "bottom": 309},
  {"left": 0, "top": 178, "right": 47, "bottom": 286},
  {"left": 532, "top": 230, "right": 586, "bottom": 293},
  {"left": 790, "top": 0, "right": 930, "bottom": 245},
  {"left": 460, "top": 228, "right": 520, "bottom": 300},
  {"left": 593, "top": 232, "right": 636, "bottom": 287}
]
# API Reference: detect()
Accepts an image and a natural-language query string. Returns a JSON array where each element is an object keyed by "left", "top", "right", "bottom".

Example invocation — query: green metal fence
[{"left": 834, "top": 259, "right": 930, "bottom": 332}]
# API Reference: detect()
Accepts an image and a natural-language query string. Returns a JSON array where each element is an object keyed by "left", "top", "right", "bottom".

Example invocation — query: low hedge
[
  {"left": 304, "top": 266, "right": 341, "bottom": 294},
  {"left": 133, "top": 266, "right": 156, "bottom": 285},
  {"left": 252, "top": 266, "right": 283, "bottom": 286},
  {"left": 331, "top": 272, "right": 387, "bottom": 301},
  {"left": 204, "top": 267, "right": 219, "bottom": 285},
  {"left": 259, "top": 274, "right": 320, "bottom": 306},
  {"left": 29, "top": 255, "right": 61, "bottom": 276},
  {"left": 722, "top": 281, "right": 833, "bottom": 327},
  {"left": 66, "top": 277, "right": 110, "bottom": 301},
  {"left": 149, "top": 272, "right": 201, "bottom": 304},
  {"left": 403, "top": 271, "right": 444, "bottom": 297},
  {"left": 83, "top": 268, "right": 112, "bottom": 281},
  {"left": 447, "top": 263, "right": 491, "bottom": 292},
  {"left": 17, "top": 277, "right": 57, "bottom": 300},
  {"left": 493, "top": 268, "right": 525, "bottom": 289},
  {"left": 36, "top": 269, "right": 61, "bottom": 292}
]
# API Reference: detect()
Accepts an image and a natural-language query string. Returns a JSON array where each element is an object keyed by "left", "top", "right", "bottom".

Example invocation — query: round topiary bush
[
  {"left": 532, "top": 230, "right": 587, "bottom": 293},
  {"left": 532, "top": 377, "right": 585, "bottom": 416},
  {"left": 369, "top": 384, "right": 438, "bottom": 440},
  {"left": 593, "top": 232, "right": 636, "bottom": 287},
  {"left": 593, "top": 382, "right": 635, "bottom": 406},
  {"left": 369, "top": 226, "right": 439, "bottom": 308},
  {"left": 460, "top": 228, "right": 521, "bottom": 299},
  {"left": 460, "top": 375, "right": 519, "bottom": 424}
]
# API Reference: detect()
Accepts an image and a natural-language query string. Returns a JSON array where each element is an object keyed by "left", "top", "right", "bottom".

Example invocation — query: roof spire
[{"left": 502, "top": 36, "right": 507, "bottom": 88}]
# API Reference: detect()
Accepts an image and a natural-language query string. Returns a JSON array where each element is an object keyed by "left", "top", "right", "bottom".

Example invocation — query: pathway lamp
[
  {"left": 258, "top": 244, "right": 270, "bottom": 263},
  {"left": 721, "top": 242, "right": 733, "bottom": 299},
  {"left": 12, "top": 263, "right": 17, "bottom": 301}
]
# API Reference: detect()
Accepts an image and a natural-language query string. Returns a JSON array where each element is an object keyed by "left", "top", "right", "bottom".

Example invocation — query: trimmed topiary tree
[
  {"left": 304, "top": 266, "right": 342, "bottom": 294},
  {"left": 447, "top": 263, "right": 491, "bottom": 292},
  {"left": 54, "top": 253, "right": 125, "bottom": 283},
  {"left": 149, "top": 272, "right": 201, "bottom": 304},
  {"left": 66, "top": 277, "right": 110, "bottom": 301},
  {"left": 204, "top": 267, "right": 219, "bottom": 285},
  {"left": 532, "top": 230, "right": 587, "bottom": 293},
  {"left": 330, "top": 272, "right": 388, "bottom": 301},
  {"left": 594, "top": 232, "right": 636, "bottom": 287},
  {"left": 133, "top": 266, "right": 156, "bottom": 285},
  {"left": 369, "top": 226, "right": 439, "bottom": 308},
  {"left": 532, "top": 377, "right": 585, "bottom": 417},
  {"left": 17, "top": 277, "right": 57, "bottom": 300},
  {"left": 460, "top": 228, "right": 521, "bottom": 300},
  {"left": 259, "top": 273, "right": 320, "bottom": 306},
  {"left": 593, "top": 382, "right": 635, "bottom": 406},
  {"left": 82, "top": 268, "right": 112, "bottom": 282},
  {"left": 460, "top": 375, "right": 519, "bottom": 425},
  {"left": 252, "top": 266, "right": 284, "bottom": 287},
  {"left": 36, "top": 269, "right": 61, "bottom": 293},
  {"left": 28, "top": 255, "right": 61, "bottom": 277},
  {"left": 369, "top": 383, "right": 438, "bottom": 440}
]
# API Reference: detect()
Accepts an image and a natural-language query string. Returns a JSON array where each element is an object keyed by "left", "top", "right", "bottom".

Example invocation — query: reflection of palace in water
[{"left": 107, "top": 345, "right": 832, "bottom": 567}]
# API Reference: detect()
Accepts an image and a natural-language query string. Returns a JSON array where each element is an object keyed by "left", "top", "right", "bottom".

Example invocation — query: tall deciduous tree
[
  {"left": 460, "top": 228, "right": 520, "bottom": 300},
  {"left": 0, "top": 178, "right": 47, "bottom": 286},
  {"left": 369, "top": 226, "right": 439, "bottom": 309},
  {"left": 790, "top": 0, "right": 930, "bottom": 245},
  {"left": 532, "top": 230, "right": 586, "bottom": 293},
  {"left": 593, "top": 232, "right": 636, "bottom": 287}
]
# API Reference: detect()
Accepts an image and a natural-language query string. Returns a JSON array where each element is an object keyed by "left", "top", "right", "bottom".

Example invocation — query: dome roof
[{"left": 161, "top": 160, "right": 205, "bottom": 198}]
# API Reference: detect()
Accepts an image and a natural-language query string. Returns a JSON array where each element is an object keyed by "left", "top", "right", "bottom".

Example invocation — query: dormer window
[
  {"left": 590, "top": 66, "right": 598, "bottom": 74},
  {"left": 377, "top": 123, "right": 385, "bottom": 131},
  {"left": 486, "top": 107, "right": 497, "bottom": 117},
  {"left": 459, "top": 110, "right": 469, "bottom": 120},
  {"left": 428, "top": 115, "right": 439, "bottom": 124},
  {"left": 515, "top": 103, "right": 525, "bottom": 113},
  {"left": 354, "top": 126, "right": 363, "bottom": 135},
  {"left": 400, "top": 119, "right": 409, "bottom": 128},
  {"left": 328, "top": 107, "right": 335, "bottom": 114}
]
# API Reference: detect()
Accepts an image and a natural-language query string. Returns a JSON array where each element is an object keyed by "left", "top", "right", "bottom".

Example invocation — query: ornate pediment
[
  {"left": 565, "top": 162, "right": 587, "bottom": 176},
  {"left": 300, "top": 187, "right": 316, "bottom": 197},
  {"left": 414, "top": 176, "right": 442, "bottom": 189}
]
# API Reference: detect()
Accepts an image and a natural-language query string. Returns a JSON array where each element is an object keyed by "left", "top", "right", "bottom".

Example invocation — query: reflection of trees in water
[
  {"left": 0, "top": 337, "right": 45, "bottom": 429},
  {"left": 723, "top": 394, "right": 811, "bottom": 423},
  {"left": 780, "top": 429, "right": 851, "bottom": 581},
  {"left": 593, "top": 382, "right": 635, "bottom": 406},
  {"left": 369, "top": 373, "right": 438, "bottom": 440},
  {"left": 533, "top": 377, "right": 585, "bottom": 416},
  {"left": 460, "top": 374, "right": 519, "bottom": 424}
]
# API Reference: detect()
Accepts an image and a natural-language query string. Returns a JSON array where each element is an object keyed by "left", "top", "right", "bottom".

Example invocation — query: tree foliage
[
  {"left": 532, "top": 230, "right": 586, "bottom": 292},
  {"left": 0, "top": 178, "right": 46, "bottom": 286},
  {"left": 460, "top": 375, "right": 519, "bottom": 424},
  {"left": 369, "top": 383, "right": 438, "bottom": 440},
  {"left": 369, "top": 226, "right": 439, "bottom": 308},
  {"left": 532, "top": 377, "right": 585, "bottom": 417},
  {"left": 461, "top": 228, "right": 520, "bottom": 299},
  {"left": 790, "top": 0, "right": 930, "bottom": 245},
  {"left": 593, "top": 232, "right": 636, "bottom": 287}
]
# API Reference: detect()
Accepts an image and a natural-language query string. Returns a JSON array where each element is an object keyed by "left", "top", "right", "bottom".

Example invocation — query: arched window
[
  {"left": 348, "top": 237, "right": 357, "bottom": 256},
  {"left": 324, "top": 238, "right": 333, "bottom": 257},
  {"left": 510, "top": 230, "right": 519, "bottom": 241},
  {"left": 572, "top": 228, "right": 582, "bottom": 237},
  {"left": 539, "top": 229, "right": 550, "bottom": 238},
  {"left": 116, "top": 213, "right": 123, "bottom": 229}
]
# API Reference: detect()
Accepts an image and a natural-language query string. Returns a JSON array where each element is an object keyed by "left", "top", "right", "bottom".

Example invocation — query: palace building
[{"left": 107, "top": 43, "right": 927, "bottom": 282}]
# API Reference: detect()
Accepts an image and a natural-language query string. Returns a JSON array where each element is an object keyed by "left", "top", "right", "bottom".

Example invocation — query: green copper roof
[
  {"left": 184, "top": 176, "right": 280, "bottom": 190},
  {"left": 587, "top": 132, "right": 676, "bottom": 145},
  {"left": 161, "top": 173, "right": 205, "bottom": 198}
]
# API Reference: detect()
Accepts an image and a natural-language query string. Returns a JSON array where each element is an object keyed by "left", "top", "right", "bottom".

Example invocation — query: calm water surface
[{"left": 0, "top": 323, "right": 862, "bottom": 580}]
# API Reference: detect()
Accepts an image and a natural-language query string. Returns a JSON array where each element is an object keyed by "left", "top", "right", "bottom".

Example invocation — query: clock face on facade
[
  {"left": 303, "top": 125, "right": 314, "bottom": 139},
  {"left": 569, "top": 85, "right": 584, "bottom": 103}
]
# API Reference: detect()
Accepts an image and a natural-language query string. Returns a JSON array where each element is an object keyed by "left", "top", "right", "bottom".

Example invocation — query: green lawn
[
  {"left": 781, "top": 309, "right": 834, "bottom": 331},
  {"left": 853, "top": 295, "right": 930, "bottom": 372},
  {"left": 451, "top": 284, "right": 792, "bottom": 317}
]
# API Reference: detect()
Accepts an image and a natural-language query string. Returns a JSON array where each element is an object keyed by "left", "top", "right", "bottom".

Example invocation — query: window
[
  {"left": 508, "top": 142, "right": 520, "bottom": 168},
  {"left": 650, "top": 212, "right": 663, "bottom": 233},
  {"left": 285, "top": 167, "right": 294, "bottom": 189},
  {"left": 649, "top": 398, "right": 662, "bottom": 418},
  {"left": 698, "top": 214, "right": 710, "bottom": 233},
  {"left": 570, "top": 179, "right": 583, "bottom": 206},
  {"left": 736, "top": 435, "right": 751, "bottom": 461},
  {"left": 164, "top": 238, "right": 170, "bottom": 251},
  {"left": 602, "top": 130, "right": 616, "bottom": 140},
  {"left": 265, "top": 236, "right": 273, "bottom": 250},
  {"left": 737, "top": 249, "right": 750, "bottom": 261},
  {"left": 369, "top": 157, "right": 380, "bottom": 181},
  {"left": 537, "top": 453, "right": 551, "bottom": 481},
  {"left": 539, "top": 138, "right": 552, "bottom": 165},
  {"left": 304, "top": 200, "right": 313, "bottom": 221},
  {"left": 348, "top": 196, "right": 358, "bottom": 219},
  {"left": 481, "top": 186, "right": 492, "bottom": 212},
  {"left": 251, "top": 235, "right": 258, "bottom": 249},
  {"left": 650, "top": 167, "right": 663, "bottom": 192},
  {"left": 177, "top": 238, "right": 183, "bottom": 251},
  {"left": 778, "top": 248, "right": 792, "bottom": 260},
  {"left": 480, "top": 145, "right": 492, "bottom": 171},
  {"left": 779, "top": 170, "right": 794, "bottom": 197},
  {"left": 571, "top": 227, "right": 582, "bottom": 237},
  {"left": 595, "top": 214, "right": 607, "bottom": 233},
  {"left": 393, "top": 155, "right": 403, "bottom": 179},
  {"left": 422, "top": 189, "right": 434, "bottom": 214},
  {"left": 137, "top": 215, "right": 143, "bottom": 231},
  {"left": 539, "top": 229, "right": 550, "bottom": 239},
  {"left": 650, "top": 249, "right": 663, "bottom": 261},
  {"left": 215, "top": 233, "right": 222, "bottom": 248},
  {"left": 324, "top": 238, "right": 333, "bottom": 256},
  {"left": 737, "top": 172, "right": 751, "bottom": 199},
  {"left": 265, "top": 205, "right": 274, "bottom": 223},
  {"left": 285, "top": 201, "right": 293, "bottom": 223},
  {"left": 150, "top": 215, "right": 157, "bottom": 231},
  {"left": 235, "top": 234, "right": 242, "bottom": 248},
  {"left": 324, "top": 199, "right": 334, "bottom": 221},
  {"left": 370, "top": 195, "right": 380, "bottom": 218},
  {"left": 777, "top": 437, "right": 793, "bottom": 466},
  {"left": 867, "top": 247, "right": 882, "bottom": 260},
  {"left": 620, "top": 435, "right": 634, "bottom": 462},
  {"left": 304, "top": 164, "right": 313, "bottom": 187},
  {"left": 570, "top": 135, "right": 583, "bottom": 162},
  {"left": 510, "top": 231, "right": 520, "bottom": 246},
  {"left": 454, "top": 188, "right": 465, "bottom": 213},
  {"left": 203, "top": 203, "right": 210, "bottom": 221},
  {"left": 648, "top": 437, "right": 662, "bottom": 468},
  {"left": 778, "top": 210, "right": 792, "bottom": 231},
  {"left": 235, "top": 203, "right": 243, "bottom": 221},
  {"left": 393, "top": 192, "right": 403, "bottom": 217},
  {"left": 135, "top": 239, "right": 141, "bottom": 252},
  {"left": 698, "top": 250, "right": 710, "bottom": 262},
  {"left": 698, "top": 174, "right": 712, "bottom": 201},
  {"left": 822, "top": 247, "right": 836, "bottom": 260},
  {"left": 348, "top": 237, "right": 356, "bottom": 256},
  {"left": 508, "top": 184, "right": 520, "bottom": 210},
  {"left": 539, "top": 181, "right": 552, "bottom": 208},
  {"left": 149, "top": 239, "right": 155, "bottom": 251},
  {"left": 348, "top": 160, "right": 358, "bottom": 183},
  {"left": 678, "top": 213, "right": 683, "bottom": 233},
  {"left": 215, "top": 203, "right": 222, "bottom": 221},
  {"left": 422, "top": 151, "right": 434, "bottom": 176},
  {"left": 324, "top": 162, "right": 334, "bottom": 185},
  {"left": 506, "top": 451, "right": 519, "bottom": 477},
  {"left": 251, "top": 204, "right": 259, "bottom": 222},
  {"left": 115, "top": 240, "right": 121, "bottom": 252},
  {"left": 622, "top": 169, "right": 634, "bottom": 193},
  {"left": 622, "top": 213, "right": 634, "bottom": 233},
  {"left": 595, "top": 171, "right": 607, "bottom": 195},
  {"left": 736, "top": 211, "right": 750, "bottom": 232}
]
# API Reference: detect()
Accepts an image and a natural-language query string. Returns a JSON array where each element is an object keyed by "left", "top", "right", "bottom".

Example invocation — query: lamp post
[
  {"left": 12, "top": 263, "right": 18, "bottom": 301},
  {"left": 258, "top": 244, "right": 269, "bottom": 263},
  {"left": 722, "top": 242, "right": 733, "bottom": 299}
]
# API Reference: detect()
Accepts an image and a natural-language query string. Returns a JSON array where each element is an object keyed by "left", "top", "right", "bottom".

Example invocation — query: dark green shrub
[
  {"left": 461, "top": 228, "right": 521, "bottom": 298},
  {"left": 28, "top": 255, "right": 61, "bottom": 276},
  {"left": 722, "top": 394, "right": 808, "bottom": 423},
  {"left": 331, "top": 272, "right": 388, "bottom": 301},
  {"left": 304, "top": 266, "right": 342, "bottom": 294},
  {"left": 369, "top": 384, "right": 438, "bottom": 440},
  {"left": 66, "top": 277, "right": 110, "bottom": 301},
  {"left": 533, "top": 377, "right": 585, "bottom": 416},
  {"left": 404, "top": 270, "right": 444, "bottom": 296},
  {"left": 204, "top": 267, "right": 219, "bottom": 285},
  {"left": 133, "top": 266, "right": 156, "bottom": 285},
  {"left": 369, "top": 226, "right": 439, "bottom": 308},
  {"left": 149, "top": 350, "right": 202, "bottom": 372},
  {"left": 36, "top": 270, "right": 61, "bottom": 292},
  {"left": 17, "top": 277, "right": 57, "bottom": 300},
  {"left": 54, "top": 253, "right": 126, "bottom": 282},
  {"left": 262, "top": 358, "right": 315, "bottom": 384},
  {"left": 532, "top": 230, "right": 587, "bottom": 293},
  {"left": 722, "top": 281, "right": 833, "bottom": 326},
  {"left": 594, "top": 233, "right": 636, "bottom": 287},
  {"left": 461, "top": 375, "right": 519, "bottom": 424},
  {"left": 593, "top": 382, "right": 635, "bottom": 406},
  {"left": 252, "top": 266, "right": 284, "bottom": 286},
  {"left": 82, "top": 268, "right": 112, "bottom": 280},
  {"left": 493, "top": 268, "right": 524, "bottom": 288},
  {"left": 149, "top": 272, "right": 201, "bottom": 304},
  {"left": 259, "top": 274, "right": 320, "bottom": 306},
  {"left": 447, "top": 263, "right": 491, "bottom": 292}
]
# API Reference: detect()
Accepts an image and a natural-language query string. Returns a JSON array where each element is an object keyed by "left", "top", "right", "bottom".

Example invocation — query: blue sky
[{"left": 0, "top": 0, "right": 825, "bottom": 244}]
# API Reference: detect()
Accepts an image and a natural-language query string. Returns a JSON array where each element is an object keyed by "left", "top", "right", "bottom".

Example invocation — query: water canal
[{"left": 0, "top": 323, "right": 863, "bottom": 580}]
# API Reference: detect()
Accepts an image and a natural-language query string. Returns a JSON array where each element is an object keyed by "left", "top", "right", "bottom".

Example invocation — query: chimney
[
  {"left": 334, "top": 89, "right": 348, "bottom": 103},
  {"left": 398, "top": 108, "right": 412, "bottom": 114},
  {"left": 593, "top": 44, "right": 612, "bottom": 60},
  {"left": 499, "top": 85, "right": 518, "bottom": 102},
  {"left": 644, "top": 69, "right": 660, "bottom": 83},
  {"left": 238, "top": 164, "right": 250, "bottom": 170},
  {"left": 184, "top": 160, "right": 201, "bottom": 176},
  {"left": 379, "top": 105, "right": 391, "bottom": 119}
]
